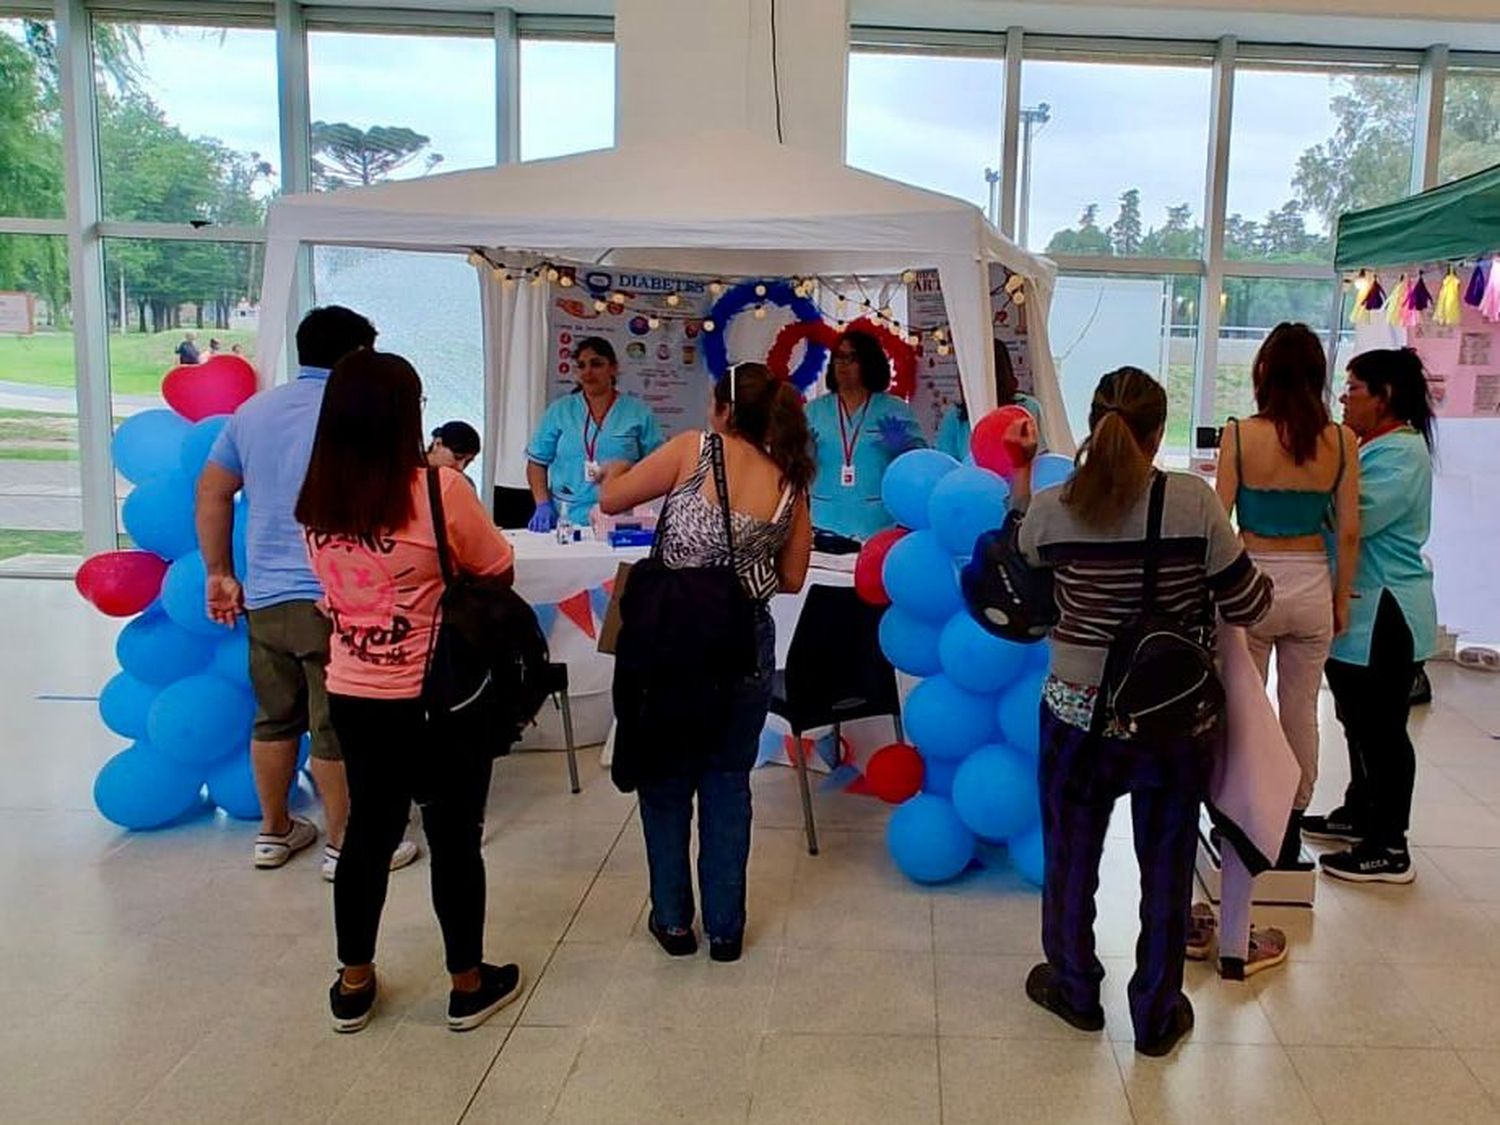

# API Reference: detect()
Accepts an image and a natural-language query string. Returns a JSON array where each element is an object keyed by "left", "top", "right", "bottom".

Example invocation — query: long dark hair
[
  {"left": 1252, "top": 322, "right": 1329, "bottom": 465},
  {"left": 958, "top": 338, "right": 1018, "bottom": 422},
  {"left": 716, "top": 363, "right": 815, "bottom": 492},
  {"left": 295, "top": 351, "right": 426, "bottom": 535},
  {"left": 825, "top": 328, "right": 891, "bottom": 394},
  {"left": 1062, "top": 366, "right": 1167, "bottom": 528},
  {"left": 1347, "top": 348, "right": 1436, "bottom": 451}
]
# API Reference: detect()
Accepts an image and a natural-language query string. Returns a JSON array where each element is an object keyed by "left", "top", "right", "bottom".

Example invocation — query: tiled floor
[{"left": 3, "top": 578, "right": 1500, "bottom": 1123}]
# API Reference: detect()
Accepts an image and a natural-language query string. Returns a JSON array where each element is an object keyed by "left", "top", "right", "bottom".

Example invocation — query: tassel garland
[
  {"left": 1482, "top": 257, "right": 1500, "bottom": 323},
  {"left": 1435, "top": 270, "right": 1463, "bottom": 327},
  {"left": 1386, "top": 277, "right": 1409, "bottom": 327},
  {"left": 1466, "top": 261, "right": 1489, "bottom": 307}
]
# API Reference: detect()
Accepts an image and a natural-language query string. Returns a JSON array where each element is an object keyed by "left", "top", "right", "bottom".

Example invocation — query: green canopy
[{"left": 1334, "top": 163, "right": 1500, "bottom": 270}]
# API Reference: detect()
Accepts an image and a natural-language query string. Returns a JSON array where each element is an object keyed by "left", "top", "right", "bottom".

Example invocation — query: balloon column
[
  {"left": 75, "top": 355, "right": 284, "bottom": 830},
  {"left": 854, "top": 409, "right": 1067, "bottom": 887}
]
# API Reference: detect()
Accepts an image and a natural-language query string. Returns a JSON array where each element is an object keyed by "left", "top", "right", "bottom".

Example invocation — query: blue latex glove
[
  {"left": 877, "top": 414, "right": 920, "bottom": 455},
  {"left": 527, "top": 499, "right": 557, "bottom": 532}
]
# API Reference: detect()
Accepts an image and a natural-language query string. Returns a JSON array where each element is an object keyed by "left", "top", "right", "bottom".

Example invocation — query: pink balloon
[
  {"left": 161, "top": 354, "right": 257, "bottom": 422},
  {"left": 970, "top": 405, "right": 1035, "bottom": 478},
  {"left": 75, "top": 550, "right": 169, "bottom": 617}
]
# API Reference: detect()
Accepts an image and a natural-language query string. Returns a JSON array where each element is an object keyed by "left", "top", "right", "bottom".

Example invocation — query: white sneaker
[
  {"left": 321, "top": 839, "right": 422, "bottom": 883},
  {"left": 254, "top": 815, "right": 319, "bottom": 869}
]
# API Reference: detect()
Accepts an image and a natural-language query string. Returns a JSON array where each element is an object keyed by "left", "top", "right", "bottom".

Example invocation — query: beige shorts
[{"left": 247, "top": 600, "right": 340, "bottom": 761}]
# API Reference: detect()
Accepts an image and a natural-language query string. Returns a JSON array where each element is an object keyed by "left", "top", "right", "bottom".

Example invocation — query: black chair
[
  {"left": 494, "top": 485, "right": 536, "bottom": 530},
  {"left": 768, "top": 584, "right": 903, "bottom": 855},
  {"left": 541, "top": 661, "right": 581, "bottom": 793}
]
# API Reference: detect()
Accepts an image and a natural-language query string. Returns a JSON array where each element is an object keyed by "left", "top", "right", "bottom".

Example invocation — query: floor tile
[
  {"left": 940, "top": 1036, "right": 1132, "bottom": 1125},
  {"left": 1396, "top": 963, "right": 1500, "bottom": 1049},
  {"left": 1253, "top": 960, "right": 1446, "bottom": 1047},
  {"left": 1102, "top": 956, "right": 1279, "bottom": 1044},
  {"left": 464, "top": 1025, "right": 585, "bottom": 1122},
  {"left": 749, "top": 1033, "right": 940, "bottom": 1125},
  {"left": 591, "top": 939, "right": 780, "bottom": 1031},
  {"left": 1288, "top": 1045, "right": 1499, "bottom": 1124},
  {"left": 935, "top": 953, "right": 1100, "bottom": 1041},
  {"left": 770, "top": 947, "right": 936, "bottom": 1035},
  {"left": 1112, "top": 1041, "right": 1322, "bottom": 1124}
]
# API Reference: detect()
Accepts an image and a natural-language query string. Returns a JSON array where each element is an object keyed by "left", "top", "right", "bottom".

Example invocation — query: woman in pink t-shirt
[{"left": 295, "top": 349, "right": 521, "bottom": 1035}]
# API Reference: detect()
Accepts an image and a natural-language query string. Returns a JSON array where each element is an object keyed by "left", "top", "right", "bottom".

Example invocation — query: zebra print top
[{"left": 658, "top": 433, "right": 796, "bottom": 602}]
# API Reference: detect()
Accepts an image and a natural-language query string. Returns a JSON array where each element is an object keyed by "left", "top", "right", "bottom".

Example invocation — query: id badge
[
  {"left": 584, "top": 459, "right": 601, "bottom": 483},
  {"left": 840, "top": 463, "right": 856, "bottom": 488}
]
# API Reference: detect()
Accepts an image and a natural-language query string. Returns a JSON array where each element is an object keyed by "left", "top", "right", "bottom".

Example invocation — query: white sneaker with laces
[
  {"left": 254, "top": 815, "right": 319, "bottom": 869},
  {"left": 322, "top": 839, "right": 422, "bottom": 882}
]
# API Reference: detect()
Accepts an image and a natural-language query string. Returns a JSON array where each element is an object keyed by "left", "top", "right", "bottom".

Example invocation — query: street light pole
[
  {"left": 1016, "top": 102, "right": 1051, "bottom": 249},
  {"left": 984, "top": 167, "right": 1002, "bottom": 228}
]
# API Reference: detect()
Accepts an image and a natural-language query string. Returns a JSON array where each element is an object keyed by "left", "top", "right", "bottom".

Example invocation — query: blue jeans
[{"left": 637, "top": 607, "right": 775, "bottom": 942}]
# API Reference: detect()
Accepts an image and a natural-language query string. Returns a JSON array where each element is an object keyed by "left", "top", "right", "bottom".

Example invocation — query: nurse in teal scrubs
[
  {"left": 805, "top": 328, "right": 925, "bottom": 540},
  {"left": 935, "top": 338, "right": 1044, "bottom": 461},
  {"left": 526, "top": 336, "right": 665, "bottom": 529}
]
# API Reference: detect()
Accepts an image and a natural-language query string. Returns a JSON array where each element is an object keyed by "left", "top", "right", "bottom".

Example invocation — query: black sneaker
[
  {"left": 1136, "top": 994, "right": 1195, "bottom": 1057},
  {"left": 448, "top": 962, "right": 523, "bottom": 1032},
  {"left": 1320, "top": 842, "right": 1415, "bottom": 884},
  {"left": 1301, "top": 807, "right": 1364, "bottom": 844},
  {"left": 329, "top": 972, "right": 377, "bottom": 1033},
  {"left": 1024, "top": 962, "right": 1105, "bottom": 1032},
  {"left": 648, "top": 914, "right": 698, "bottom": 957},
  {"left": 708, "top": 935, "right": 743, "bottom": 963}
]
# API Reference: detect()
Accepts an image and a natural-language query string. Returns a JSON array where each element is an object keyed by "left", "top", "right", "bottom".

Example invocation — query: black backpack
[
  {"left": 422, "top": 469, "right": 552, "bottom": 755},
  {"left": 961, "top": 510, "right": 1059, "bottom": 643},
  {"left": 1098, "top": 472, "right": 1223, "bottom": 740}
]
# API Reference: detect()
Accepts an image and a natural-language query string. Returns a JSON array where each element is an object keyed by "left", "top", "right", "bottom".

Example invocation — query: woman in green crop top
[{"left": 1215, "top": 324, "right": 1361, "bottom": 876}]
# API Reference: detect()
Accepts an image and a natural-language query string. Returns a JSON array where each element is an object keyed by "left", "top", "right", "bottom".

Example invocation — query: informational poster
[
  {"left": 0, "top": 291, "right": 36, "bottom": 335},
  {"left": 546, "top": 265, "right": 717, "bottom": 438},
  {"left": 1409, "top": 299, "right": 1500, "bottom": 418},
  {"left": 905, "top": 266, "right": 1032, "bottom": 440}
]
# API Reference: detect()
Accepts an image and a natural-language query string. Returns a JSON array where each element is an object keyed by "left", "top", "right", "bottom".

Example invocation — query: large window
[
  {"left": 1440, "top": 67, "right": 1500, "bottom": 183},
  {"left": 519, "top": 38, "right": 615, "bottom": 160},
  {"left": 1022, "top": 53, "right": 1213, "bottom": 257},
  {"left": 846, "top": 49, "right": 1005, "bottom": 213},
  {"left": 93, "top": 18, "right": 279, "bottom": 224},
  {"left": 1226, "top": 61, "right": 1417, "bottom": 263},
  {"left": 308, "top": 29, "right": 496, "bottom": 186},
  {"left": 1, "top": 18, "right": 64, "bottom": 219},
  {"left": 1212, "top": 278, "right": 1345, "bottom": 425}
]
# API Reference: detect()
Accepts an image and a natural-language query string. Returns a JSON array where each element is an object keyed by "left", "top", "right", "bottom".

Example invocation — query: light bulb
[
  {"left": 709, "top": 282, "right": 724, "bottom": 296},
  {"left": 558, "top": 274, "right": 573, "bottom": 287},
  {"left": 901, "top": 269, "right": 916, "bottom": 283},
  {"left": 593, "top": 299, "right": 607, "bottom": 312},
  {"left": 648, "top": 317, "right": 661, "bottom": 329},
  {"left": 879, "top": 305, "right": 893, "bottom": 319},
  {"left": 666, "top": 293, "right": 680, "bottom": 307},
  {"left": 754, "top": 284, "right": 767, "bottom": 297},
  {"left": 501, "top": 275, "right": 516, "bottom": 289},
  {"left": 546, "top": 267, "right": 559, "bottom": 281},
  {"left": 933, "top": 327, "right": 946, "bottom": 341},
  {"left": 753, "top": 306, "right": 767, "bottom": 319},
  {"left": 611, "top": 292, "right": 626, "bottom": 304},
  {"left": 529, "top": 275, "right": 543, "bottom": 288},
  {"left": 938, "top": 344, "right": 951, "bottom": 356},
  {"left": 1014, "top": 292, "right": 1026, "bottom": 305},
  {"left": 703, "top": 319, "right": 716, "bottom": 332},
  {"left": 466, "top": 251, "right": 484, "bottom": 268}
]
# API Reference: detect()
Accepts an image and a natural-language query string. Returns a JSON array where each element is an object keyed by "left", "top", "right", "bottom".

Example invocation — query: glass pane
[
  {"left": 1048, "top": 272, "right": 1200, "bottom": 461},
  {"left": 1227, "top": 63, "right": 1417, "bottom": 263},
  {"left": 846, "top": 49, "right": 1005, "bottom": 212},
  {"left": 1439, "top": 68, "right": 1500, "bottom": 184},
  {"left": 310, "top": 31, "right": 495, "bottom": 187},
  {"left": 312, "top": 247, "right": 483, "bottom": 482},
  {"left": 1022, "top": 57, "right": 1212, "bottom": 257},
  {"left": 0, "top": 233, "right": 82, "bottom": 566},
  {"left": 1, "top": 18, "right": 64, "bottom": 219},
  {"left": 1213, "top": 278, "right": 1343, "bottom": 425},
  {"left": 519, "top": 39, "right": 615, "bottom": 161},
  {"left": 94, "top": 20, "right": 279, "bottom": 224}
]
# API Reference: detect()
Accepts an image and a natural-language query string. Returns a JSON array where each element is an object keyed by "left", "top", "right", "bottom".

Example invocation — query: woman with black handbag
[
  {"left": 296, "top": 350, "right": 523, "bottom": 1034},
  {"left": 597, "top": 362, "right": 813, "bottom": 962}
]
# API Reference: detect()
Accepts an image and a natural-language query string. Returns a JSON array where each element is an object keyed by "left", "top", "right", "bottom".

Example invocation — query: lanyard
[
  {"left": 837, "top": 394, "right": 871, "bottom": 468},
  {"left": 581, "top": 393, "right": 617, "bottom": 461}
]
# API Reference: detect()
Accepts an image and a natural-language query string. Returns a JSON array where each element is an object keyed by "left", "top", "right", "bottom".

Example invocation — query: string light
[
  {"left": 611, "top": 292, "right": 627, "bottom": 304},
  {"left": 901, "top": 269, "right": 916, "bottom": 283},
  {"left": 647, "top": 316, "right": 661, "bottom": 329},
  {"left": 546, "top": 267, "right": 560, "bottom": 282},
  {"left": 709, "top": 281, "right": 724, "bottom": 296},
  {"left": 754, "top": 284, "right": 767, "bottom": 297},
  {"left": 558, "top": 274, "right": 573, "bottom": 287},
  {"left": 593, "top": 299, "right": 607, "bottom": 312},
  {"left": 753, "top": 306, "right": 767, "bottom": 319},
  {"left": 666, "top": 293, "right": 681, "bottom": 307},
  {"left": 703, "top": 319, "right": 717, "bottom": 332}
]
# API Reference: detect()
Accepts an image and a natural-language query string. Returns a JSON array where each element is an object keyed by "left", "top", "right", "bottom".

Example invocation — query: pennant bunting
[{"left": 557, "top": 589, "right": 596, "bottom": 640}]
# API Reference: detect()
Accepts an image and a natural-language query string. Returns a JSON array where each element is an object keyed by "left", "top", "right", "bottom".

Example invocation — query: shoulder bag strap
[
  {"left": 426, "top": 467, "right": 455, "bottom": 590},
  {"left": 1140, "top": 470, "right": 1167, "bottom": 615},
  {"left": 707, "top": 432, "right": 738, "bottom": 573}
]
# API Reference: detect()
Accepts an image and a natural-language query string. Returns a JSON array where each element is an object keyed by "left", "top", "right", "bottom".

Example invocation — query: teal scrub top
[
  {"left": 526, "top": 391, "right": 665, "bottom": 520},
  {"left": 1328, "top": 427, "right": 1438, "bottom": 667},
  {"left": 806, "top": 390, "right": 925, "bottom": 540},
  {"left": 934, "top": 393, "right": 1045, "bottom": 462}
]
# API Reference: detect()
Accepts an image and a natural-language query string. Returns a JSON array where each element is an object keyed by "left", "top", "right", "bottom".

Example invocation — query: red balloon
[
  {"left": 970, "top": 404, "right": 1035, "bottom": 478},
  {"left": 161, "top": 354, "right": 257, "bottom": 422},
  {"left": 75, "top": 550, "right": 169, "bottom": 617},
  {"left": 865, "top": 743, "right": 924, "bottom": 804},
  {"left": 854, "top": 527, "right": 908, "bottom": 606}
]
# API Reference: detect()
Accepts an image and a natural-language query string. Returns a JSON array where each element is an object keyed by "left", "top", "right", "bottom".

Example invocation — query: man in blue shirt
[{"left": 196, "top": 306, "right": 418, "bottom": 879}]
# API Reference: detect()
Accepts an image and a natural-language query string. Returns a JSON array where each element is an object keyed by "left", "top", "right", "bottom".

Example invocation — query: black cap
[{"left": 431, "top": 420, "right": 481, "bottom": 457}]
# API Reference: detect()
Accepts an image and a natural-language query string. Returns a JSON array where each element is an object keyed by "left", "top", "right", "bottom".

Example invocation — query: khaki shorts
[{"left": 247, "top": 600, "right": 340, "bottom": 761}]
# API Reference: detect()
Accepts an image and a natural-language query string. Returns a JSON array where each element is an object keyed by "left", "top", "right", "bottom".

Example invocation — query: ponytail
[
  {"left": 1061, "top": 366, "right": 1167, "bottom": 528},
  {"left": 714, "top": 363, "right": 815, "bottom": 492}
]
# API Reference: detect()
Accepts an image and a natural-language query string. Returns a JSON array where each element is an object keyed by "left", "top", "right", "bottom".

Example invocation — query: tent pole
[{"left": 1327, "top": 277, "right": 1347, "bottom": 399}]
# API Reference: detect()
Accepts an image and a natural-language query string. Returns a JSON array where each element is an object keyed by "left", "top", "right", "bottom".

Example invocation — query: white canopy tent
[{"left": 255, "top": 129, "right": 1067, "bottom": 489}]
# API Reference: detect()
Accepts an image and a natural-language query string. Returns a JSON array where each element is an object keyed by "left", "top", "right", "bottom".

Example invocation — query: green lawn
[
  {"left": 1164, "top": 362, "right": 1253, "bottom": 451},
  {"left": 0, "top": 529, "right": 83, "bottom": 561},
  {"left": 0, "top": 329, "right": 256, "bottom": 396}
]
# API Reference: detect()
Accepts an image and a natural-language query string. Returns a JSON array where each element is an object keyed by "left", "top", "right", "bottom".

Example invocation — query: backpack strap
[
  {"left": 1330, "top": 423, "right": 1348, "bottom": 493},
  {"left": 1229, "top": 418, "right": 1244, "bottom": 481},
  {"left": 706, "top": 432, "right": 738, "bottom": 574},
  {"left": 426, "top": 467, "right": 455, "bottom": 590},
  {"left": 1140, "top": 471, "right": 1168, "bottom": 615}
]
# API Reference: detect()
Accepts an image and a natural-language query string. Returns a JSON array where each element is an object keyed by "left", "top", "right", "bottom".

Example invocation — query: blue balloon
[
  {"left": 98, "top": 672, "right": 162, "bottom": 740},
  {"left": 147, "top": 673, "right": 256, "bottom": 767},
  {"left": 1031, "top": 453, "right": 1075, "bottom": 493},
  {"left": 881, "top": 448, "right": 960, "bottom": 530},
  {"left": 111, "top": 409, "right": 192, "bottom": 486},
  {"left": 297, "top": 734, "right": 311, "bottom": 772},
  {"left": 210, "top": 629, "right": 250, "bottom": 683},
  {"left": 904, "top": 674, "right": 998, "bottom": 761},
  {"left": 179, "top": 415, "right": 229, "bottom": 480},
  {"left": 122, "top": 472, "right": 197, "bottom": 560},
  {"left": 116, "top": 609, "right": 215, "bottom": 685},
  {"left": 206, "top": 750, "right": 261, "bottom": 820},
  {"left": 878, "top": 606, "right": 943, "bottom": 677},
  {"left": 921, "top": 755, "right": 960, "bottom": 799},
  {"left": 883, "top": 530, "right": 962, "bottom": 622},
  {"left": 1009, "top": 823, "right": 1046, "bottom": 886},
  {"left": 886, "top": 794, "right": 976, "bottom": 884},
  {"left": 939, "top": 611, "right": 1032, "bottom": 695},
  {"left": 93, "top": 743, "right": 205, "bottom": 830},
  {"left": 160, "top": 550, "right": 225, "bottom": 636},
  {"left": 996, "top": 672, "right": 1047, "bottom": 757},
  {"left": 232, "top": 497, "right": 249, "bottom": 576},
  {"left": 927, "top": 466, "right": 1010, "bottom": 557},
  {"left": 952, "top": 744, "right": 1041, "bottom": 841}
]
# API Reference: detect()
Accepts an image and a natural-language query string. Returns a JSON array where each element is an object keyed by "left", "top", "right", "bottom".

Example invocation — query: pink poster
[{"left": 1408, "top": 300, "right": 1500, "bottom": 419}]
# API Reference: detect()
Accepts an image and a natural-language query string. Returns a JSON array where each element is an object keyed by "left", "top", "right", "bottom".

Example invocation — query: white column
[{"left": 1193, "top": 35, "right": 1236, "bottom": 446}]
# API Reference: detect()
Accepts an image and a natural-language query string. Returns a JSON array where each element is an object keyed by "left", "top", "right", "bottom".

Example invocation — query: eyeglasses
[{"left": 833, "top": 351, "right": 857, "bottom": 363}]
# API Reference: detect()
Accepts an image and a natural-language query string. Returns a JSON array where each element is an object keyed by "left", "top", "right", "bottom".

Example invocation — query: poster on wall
[
  {"left": 905, "top": 266, "right": 1032, "bottom": 440},
  {"left": 546, "top": 266, "right": 717, "bottom": 438},
  {"left": 1408, "top": 299, "right": 1500, "bottom": 419}
]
